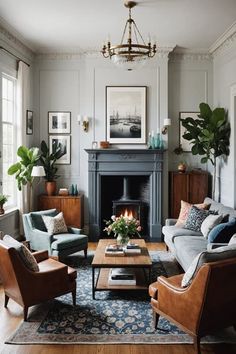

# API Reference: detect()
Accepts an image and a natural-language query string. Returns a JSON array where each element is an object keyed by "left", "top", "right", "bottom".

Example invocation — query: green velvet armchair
[{"left": 23, "top": 209, "right": 88, "bottom": 260}]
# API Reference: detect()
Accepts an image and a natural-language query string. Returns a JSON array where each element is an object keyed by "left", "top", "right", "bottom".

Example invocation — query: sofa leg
[
  {"left": 72, "top": 290, "right": 76, "bottom": 306},
  {"left": 84, "top": 248, "right": 87, "bottom": 259},
  {"left": 23, "top": 306, "right": 28, "bottom": 321},
  {"left": 193, "top": 336, "right": 201, "bottom": 354},
  {"left": 4, "top": 294, "right": 9, "bottom": 308},
  {"left": 153, "top": 311, "right": 160, "bottom": 329}
]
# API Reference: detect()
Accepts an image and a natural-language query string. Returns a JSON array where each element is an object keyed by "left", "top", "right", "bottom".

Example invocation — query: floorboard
[{"left": 0, "top": 242, "right": 235, "bottom": 354}]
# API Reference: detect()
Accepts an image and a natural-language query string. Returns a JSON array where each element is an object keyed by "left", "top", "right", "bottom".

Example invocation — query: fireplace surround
[{"left": 85, "top": 149, "right": 164, "bottom": 241}]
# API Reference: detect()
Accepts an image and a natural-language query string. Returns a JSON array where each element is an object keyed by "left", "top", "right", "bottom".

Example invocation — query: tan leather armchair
[
  {"left": 0, "top": 240, "right": 77, "bottom": 321},
  {"left": 149, "top": 258, "right": 236, "bottom": 354}
]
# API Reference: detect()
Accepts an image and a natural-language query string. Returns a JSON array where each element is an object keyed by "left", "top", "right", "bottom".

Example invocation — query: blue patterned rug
[{"left": 6, "top": 251, "right": 236, "bottom": 344}]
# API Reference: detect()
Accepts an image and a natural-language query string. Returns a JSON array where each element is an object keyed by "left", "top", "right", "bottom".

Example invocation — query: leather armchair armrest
[
  {"left": 157, "top": 274, "right": 185, "bottom": 292},
  {"left": 67, "top": 227, "right": 82, "bottom": 234},
  {"left": 149, "top": 281, "right": 158, "bottom": 299},
  {"left": 165, "top": 219, "right": 177, "bottom": 226},
  {"left": 32, "top": 250, "right": 49, "bottom": 263}
]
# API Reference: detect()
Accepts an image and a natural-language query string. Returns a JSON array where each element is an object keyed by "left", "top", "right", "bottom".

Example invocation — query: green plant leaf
[
  {"left": 201, "top": 157, "right": 208, "bottom": 164},
  {"left": 8, "top": 162, "right": 21, "bottom": 175},
  {"left": 199, "top": 102, "right": 212, "bottom": 119}
]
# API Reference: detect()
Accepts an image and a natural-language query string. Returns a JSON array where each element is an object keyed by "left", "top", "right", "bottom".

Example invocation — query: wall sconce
[
  {"left": 77, "top": 115, "right": 89, "bottom": 132},
  {"left": 161, "top": 118, "right": 171, "bottom": 134}
]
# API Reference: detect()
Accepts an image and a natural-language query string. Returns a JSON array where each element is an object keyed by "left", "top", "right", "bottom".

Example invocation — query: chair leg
[
  {"left": 193, "top": 336, "right": 201, "bottom": 354},
  {"left": 72, "top": 290, "right": 76, "bottom": 306},
  {"left": 84, "top": 248, "right": 87, "bottom": 259},
  {"left": 153, "top": 311, "right": 160, "bottom": 329},
  {"left": 4, "top": 294, "right": 9, "bottom": 308},
  {"left": 23, "top": 306, "right": 28, "bottom": 321},
  {"left": 165, "top": 244, "right": 169, "bottom": 251}
]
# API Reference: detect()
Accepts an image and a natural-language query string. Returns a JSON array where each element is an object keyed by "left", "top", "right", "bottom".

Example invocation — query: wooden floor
[{"left": 0, "top": 242, "right": 235, "bottom": 354}]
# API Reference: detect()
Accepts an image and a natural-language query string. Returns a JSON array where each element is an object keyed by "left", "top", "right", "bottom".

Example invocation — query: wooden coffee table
[{"left": 91, "top": 239, "right": 152, "bottom": 299}]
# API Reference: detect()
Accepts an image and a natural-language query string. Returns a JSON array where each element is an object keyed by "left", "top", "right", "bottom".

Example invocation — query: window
[{"left": 1, "top": 74, "right": 17, "bottom": 208}]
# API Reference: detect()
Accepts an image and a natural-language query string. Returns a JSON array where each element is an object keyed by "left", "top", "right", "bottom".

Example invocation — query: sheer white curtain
[{"left": 16, "top": 61, "right": 30, "bottom": 232}]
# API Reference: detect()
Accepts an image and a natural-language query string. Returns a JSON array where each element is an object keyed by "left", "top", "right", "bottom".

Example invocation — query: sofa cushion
[
  {"left": 3, "top": 235, "right": 39, "bottom": 272},
  {"left": 181, "top": 243, "right": 236, "bottom": 287},
  {"left": 176, "top": 200, "right": 209, "bottom": 227},
  {"left": 204, "top": 197, "right": 236, "bottom": 219},
  {"left": 200, "top": 214, "right": 224, "bottom": 238},
  {"left": 42, "top": 212, "right": 68, "bottom": 235},
  {"left": 51, "top": 234, "right": 88, "bottom": 251},
  {"left": 174, "top": 236, "right": 208, "bottom": 271},
  {"left": 207, "top": 218, "right": 236, "bottom": 244},
  {"left": 184, "top": 206, "right": 210, "bottom": 231},
  {"left": 163, "top": 225, "right": 202, "bottom": 244}
]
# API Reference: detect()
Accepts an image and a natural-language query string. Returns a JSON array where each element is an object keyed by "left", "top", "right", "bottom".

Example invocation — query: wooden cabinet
[
  {"left": 169, "top": 170, "right": 209, "bottom": 219},
  {"left": 38, "top": 194, "right": 84, "bottom": 229}
]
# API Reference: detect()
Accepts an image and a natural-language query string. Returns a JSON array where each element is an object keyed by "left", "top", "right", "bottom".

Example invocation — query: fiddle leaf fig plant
[
  {"left": 180, "top": 102, "right": 230, "bottom": 199},
  {"left": 40, "top": 140, "right": 66, "bottom": 182}
]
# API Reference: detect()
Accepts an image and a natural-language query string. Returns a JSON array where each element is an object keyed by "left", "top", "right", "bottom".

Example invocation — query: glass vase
[{"left": 116, "top": 234, "right": 130, "bottom": 247}]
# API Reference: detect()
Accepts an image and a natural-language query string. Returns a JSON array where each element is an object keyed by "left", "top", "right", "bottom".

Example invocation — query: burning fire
[{"left": 123, "top": 209, "right": 134, "bottom": 219}]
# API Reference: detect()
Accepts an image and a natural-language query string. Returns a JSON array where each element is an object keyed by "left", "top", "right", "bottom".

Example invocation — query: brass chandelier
[{"left": 101, "top": 1, "right": 157, "bottom": 70}]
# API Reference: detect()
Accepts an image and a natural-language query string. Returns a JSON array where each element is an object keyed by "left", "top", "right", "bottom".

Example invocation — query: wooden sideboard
[
  {"left": 38, "top": 194, "right": 84, "bottom": 229},
  {"left": 169, "top": 170, "right": 209, "bottom": 219}
]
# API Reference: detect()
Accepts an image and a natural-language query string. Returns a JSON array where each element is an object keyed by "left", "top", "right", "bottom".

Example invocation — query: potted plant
[
  {"left": 8, "top": 146, "right": 40, "bottom": 211},
  {"left": 180, "top": 102, "right": 230, "bottom": 200},
  {"left": 0, "top": 194, "right": 8, "bottom": 215},
  {"left": 40, "top": 140, "right": 66, "bottom": 196}
]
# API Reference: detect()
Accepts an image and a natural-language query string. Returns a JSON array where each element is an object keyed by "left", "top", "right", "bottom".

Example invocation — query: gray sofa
[{"left": 162, "top": 197, "right": 236, "bottom": 271}]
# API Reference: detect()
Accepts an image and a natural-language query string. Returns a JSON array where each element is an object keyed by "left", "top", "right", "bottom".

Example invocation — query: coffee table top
[{"left": 92, "top": 239, "right": 152, "bottom": 267}]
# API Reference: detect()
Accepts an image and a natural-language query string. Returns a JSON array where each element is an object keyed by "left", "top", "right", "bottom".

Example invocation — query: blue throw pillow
[{"left": 208, "top": 218, "right": 236, "bottom": 243}]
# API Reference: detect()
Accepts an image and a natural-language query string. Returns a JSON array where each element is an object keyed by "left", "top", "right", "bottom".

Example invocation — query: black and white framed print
[
  {"left": 49, "top": 135, "right": 71, "bottom": 164},
  {"left": 48, "top": 111, "right": 71, "bottom": 134},
  {"left": 106, "top": 86, "right": 147, "bottom": 144},
  {"left": 179, "top": 112, "right": 199, "bottom": 152},
  {"left": 26, "top": 110, "right": 33, "bottom": 135}
]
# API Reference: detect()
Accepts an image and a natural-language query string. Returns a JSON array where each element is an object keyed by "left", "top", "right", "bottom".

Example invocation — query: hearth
[{"left": 86, "top": 149, "right": 164, "bottom": 241}]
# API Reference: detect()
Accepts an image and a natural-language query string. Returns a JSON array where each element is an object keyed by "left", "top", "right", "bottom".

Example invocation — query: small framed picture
[
  {"left": 49, "top": 135, "right": 71, "bottom": 165},
  {"left": 48, "top": 111, "right": 71, "bottom": 134},
  {"left": 26, "top": 110, "right": 33, "bottom": 135},
  {"left": 106, "top": 86, "right": 147, "bottom": 144},
  {"left": 179, "top": 112, "right": 200, "bottom": 152}
]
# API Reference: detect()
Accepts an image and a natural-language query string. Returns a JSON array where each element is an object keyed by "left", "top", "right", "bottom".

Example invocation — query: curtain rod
[{"left": 0, "top": 46, "right": 30, "bottom": 67}]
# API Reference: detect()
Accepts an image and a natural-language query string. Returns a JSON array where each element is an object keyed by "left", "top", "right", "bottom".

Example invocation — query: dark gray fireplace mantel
[{"left": 85, "top": 149, "right": 164, "bottom": 241}]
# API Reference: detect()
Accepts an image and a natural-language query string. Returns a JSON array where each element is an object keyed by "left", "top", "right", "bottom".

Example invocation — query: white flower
[{"left": 111, "top": 215, "right": 116, "bottom": 221}]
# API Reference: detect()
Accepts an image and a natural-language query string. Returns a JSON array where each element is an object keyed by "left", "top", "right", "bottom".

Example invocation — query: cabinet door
[
  {"left": 38, "top": 197, "right": 61, "bottom": 211},
  {"left": 189, "top": 172, "right": 208, "bottom": 204},
  {"left": 170, "top": 173, "right": 189, "bottom": 218},
  {"left": 61, "top": 197, "right": 84, "bottom": 228}
]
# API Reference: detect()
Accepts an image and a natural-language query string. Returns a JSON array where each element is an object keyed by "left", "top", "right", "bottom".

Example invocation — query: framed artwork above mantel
[{"left": 106, "top": 86, "right": 147, "bottom": 144}]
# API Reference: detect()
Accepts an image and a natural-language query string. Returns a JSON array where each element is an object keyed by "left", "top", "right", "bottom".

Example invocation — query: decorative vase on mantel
[
  {"left": 0, "top": 205, "right": 5, "bottom": 215},
  {"left": 116, "top": 234, "right": 130, "bottom": 247}
]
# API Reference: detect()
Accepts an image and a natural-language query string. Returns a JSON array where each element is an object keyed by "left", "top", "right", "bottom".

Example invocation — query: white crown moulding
[{"left": 209, "top": 21, "right": 236, "bottom": 55}]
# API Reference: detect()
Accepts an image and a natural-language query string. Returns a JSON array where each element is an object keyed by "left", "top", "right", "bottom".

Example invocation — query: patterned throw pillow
[
  {"left": 184, "top": 205, "right": 210, "bottom": 232},
  {"left": 3, "top": 235, "right": 39, "bottom": 272},
  {"left": 176, "top": 200, "right": 210, "bottom": 227},
  {"left": 42, "top": 212, "right": 68, "bottom": 235}
]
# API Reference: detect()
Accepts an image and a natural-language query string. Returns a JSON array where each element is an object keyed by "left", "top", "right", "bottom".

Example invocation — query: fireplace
[{"left": 86, "top": 149, "right": 164, "bottom": 241}]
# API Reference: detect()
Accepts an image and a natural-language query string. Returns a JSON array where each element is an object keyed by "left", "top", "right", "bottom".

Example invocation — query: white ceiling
[{"left": 0, "top": 0, "right": 236, "bottom": 53}]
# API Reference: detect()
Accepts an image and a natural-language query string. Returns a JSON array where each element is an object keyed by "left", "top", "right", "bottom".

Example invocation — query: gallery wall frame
[
  {"left": 179, "top": 111, "right": 200, "bottom": 152},
  {"left": 106, "top": 86, "right": 147, "bottom": 144},
  {"left": 49, "top": 135, "right": 71, "bottom": 165},
  {"left": 26, "top": 110, "right": 33, "bottom": 135},
  {"left": 48, "top": 111, "right": 71, "bottom": 134}
]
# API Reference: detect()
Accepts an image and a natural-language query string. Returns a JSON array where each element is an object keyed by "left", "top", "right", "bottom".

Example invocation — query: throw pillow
[
  {"left": 42, "top": 212, "right": 68, "bottom": 235},
  {"left": 207, "top": 218, "right": 236, "bottom": 244},
  {"left": 184, "top": 206, "right": 210, "bottom": 232},
  {"left": 3, "top": 235, "right": 39, "bottom": 272},
  {"left": 200, "top": 214, "right": 224, "bottom": 238},
  {"left": 181, "top": 243, "right": 236, "bottom": 287},
  {"left": 176, "top": 200, "right": 210, "bottom": 227},
  {"left": 30, "top": 210, "right": 58, "bottom": 232},
  {"left": 229, "top": 234, "right": 236, "bottom": 245}
]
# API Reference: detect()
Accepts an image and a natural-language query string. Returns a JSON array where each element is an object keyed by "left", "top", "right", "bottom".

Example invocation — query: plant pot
[
  {"left": 178, "top": 163, "right": 187, "bottom": 173},
  {"left": 45, "top": 181, "right": 57, "bottom": 196},
  {"left": 0, "top": 205, "right": 5, "bottom": 215}
]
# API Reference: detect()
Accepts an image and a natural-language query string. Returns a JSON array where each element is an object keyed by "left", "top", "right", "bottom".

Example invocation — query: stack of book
[
  {"left": 105, "top": 244, "right": 124, "bottom": 256},
  {"left": 124, "top": 243, "right": 141, "bottom": 254},
  {"left": 108, "top": 268, "right": 136, "bottom": 285}
]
